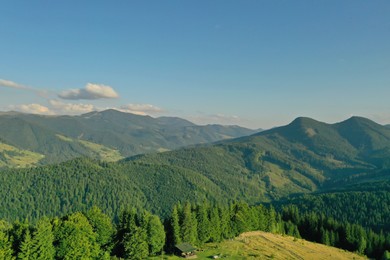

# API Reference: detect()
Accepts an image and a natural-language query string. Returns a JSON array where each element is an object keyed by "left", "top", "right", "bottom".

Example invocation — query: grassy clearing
[
  {"left": 57, "top": 134, "right": 124, "bottom": 162},
  {"left": 0, "top": 143, "right": 44, "bottom": 167},
  {"left": 151, "top": 231, "right": 366, "bottom": 260},
  {"left": 56, "top": 134, "right": 74, "bottom": 142},
  {"left": 78, "top": 140, "right": 123, "bottom": 162}
]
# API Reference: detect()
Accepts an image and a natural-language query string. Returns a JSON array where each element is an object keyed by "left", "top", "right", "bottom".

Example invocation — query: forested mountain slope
[
  {"left": 0, "top": 110, "right": 256, "bottom": 166},
  {"left": 276, "top": 180, "right": 390, "bottom": 233},
  {"left": 1, "top": 116, "right": 390, "bottom": 224}
]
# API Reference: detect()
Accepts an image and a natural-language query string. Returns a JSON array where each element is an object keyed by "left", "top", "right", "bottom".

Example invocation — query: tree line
[
  {"left": 277, "top": 183, "right": 390, "bottom": 233},
  {"left": 1, "top": 202, "right": 390, "bottom": 259}
]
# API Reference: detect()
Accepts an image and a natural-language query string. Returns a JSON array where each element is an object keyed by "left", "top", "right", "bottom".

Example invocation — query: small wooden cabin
[{"left": 175, "top": 243, "right": 197, "bottom": 258}]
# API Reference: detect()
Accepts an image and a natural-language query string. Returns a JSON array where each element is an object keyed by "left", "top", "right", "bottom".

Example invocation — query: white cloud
[
  {"left": 0, "top": 78, "right": 50, "bottom": 99},
  {"left": 10, "top": 104, "right": 54, "bottom": 115},
  {"left": 49, "top": 100, "right": 96, "bottom": 114},
  {"left": 119, "top": 104, "right": 163, "bottom": 115},
  {"left": 59, "top": 83, "right": 119, "bottom": 100},
  {"left": 0, "top": 79, "right": 29, "bottom": 89}
]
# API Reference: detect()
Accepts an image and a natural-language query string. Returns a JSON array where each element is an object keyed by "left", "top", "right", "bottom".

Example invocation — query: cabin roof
[{"left": 175, "top": 243, "right": 197, "bottom": 253}]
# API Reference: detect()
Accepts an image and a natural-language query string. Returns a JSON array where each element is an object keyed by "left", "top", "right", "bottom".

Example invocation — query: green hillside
[
  {"left": 180, "top": 231, "right": 367, "bottom": 260},
  {"left": 276, "top": 180, "right": 390, "bottom": 233},
  {"left": 0, "top": 110, "right": 256, "bottom": 166},
  {"left": 0, "top": 142, "right": 44, "bottom": 168},
  {"left": 2, "top": 116, "right": 390, "bottom": 224}
]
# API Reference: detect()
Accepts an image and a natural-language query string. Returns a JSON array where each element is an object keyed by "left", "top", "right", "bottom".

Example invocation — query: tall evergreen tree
[
  {"left": 147, "top": 214, "right": 165, "bottom": 256},
  {"left": 85, "top": 206, "right": 114, "bottom": 249},
  {"left": 30, "top": 217, "right": 55, "bottom": 260},
  {"left": 10, "top": 220, "right": 29, "bottom": 257},
  {"left": 0, "top": 220, "right": 14, "bottom": 260},
  {"left": 55, "top": 212, "right": 100, "bottom": 259},
  {"left": 114, "top": 208, "right": 136, "bottom": 256},
  {"left": 123, "top": 226, "right": 148, "bottom": 260},
  {"left": 123, "top": 210, "right": 148, "bottom": 259},
  {"left": 209, "top": 207, "right": 222, "bottom": 242},
  {"left": 169, "top": 205, "right": 182, "bottom": 247},
  {"left": 196, "top": 203, "right": 210, "bottom": 244},
  {"left": 219, "top": 206, "right": 233, "bottom": 239},
  {"left": 17, "top": 229, "right": 32, "bottom": 260},
  {"left": 233, "top": 202, "right": 252, "bottom": 234},
  {"left": 267, "top": 206, "right": 277, "bottom": 233},
  {"left": 181, "top": 202, "right": 198, "bottom": 245},
  {"left": 255, "top": 205, "right": 267, "bottom": 231}
]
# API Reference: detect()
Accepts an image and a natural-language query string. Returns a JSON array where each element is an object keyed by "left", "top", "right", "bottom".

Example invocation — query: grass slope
[
  {"left": 0, "top": 142, "right": 44, "bottom": 167},
  {"left": 156, "top": 231, "right": 366, "bottom": 260},
  {"left": 57, "top": 134, "right": 123, "bottom": 162}
]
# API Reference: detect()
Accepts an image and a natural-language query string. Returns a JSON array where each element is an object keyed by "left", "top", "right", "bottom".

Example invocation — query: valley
[{"left": 1, "top": 112, "right": 390, "bottom": 258}]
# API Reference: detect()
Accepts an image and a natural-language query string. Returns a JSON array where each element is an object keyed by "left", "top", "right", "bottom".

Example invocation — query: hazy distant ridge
[{"left": 0, "top": 109, "right": 256, "bottom": 166}]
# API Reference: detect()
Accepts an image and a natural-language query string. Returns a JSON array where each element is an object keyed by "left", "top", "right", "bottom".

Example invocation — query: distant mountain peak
[
  {"left": 340, "top": 116, "right": 380, "bottom": 126},
  {"left": 289, "top": 117, "right": 324, "bottom": 127}
]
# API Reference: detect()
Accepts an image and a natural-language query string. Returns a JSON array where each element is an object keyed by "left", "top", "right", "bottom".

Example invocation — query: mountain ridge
[
  {"left": 0, "top": 109, "right": 257, "bottom": 166},
  {"left": 1, "top": 114, "right": 390, "bottom": 222}
]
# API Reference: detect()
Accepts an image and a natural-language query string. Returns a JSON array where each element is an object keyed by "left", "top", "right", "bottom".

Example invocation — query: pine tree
[
  {"left": 147, "top": 215, "right": 165, "bottom": 256},
  {"left": 181, "top": 202, "right": 197, "bottom": 245},
  {"left": 169, "top": 204, "right": 182, "bottom": 248},
  {"left": 255, "top": 205, "right": 267, "bottom": 231},
  {"left": 321, "top": 228, "right": 330, "bottom": 246},
  {"left": 233, "top": 202, "right": 251, "bottom": 234},
  {"left": 10, "top": 220, "right": 29, "bottom": 257},
  {"left": 123, "top": 226, "right": 149, "bottom": 260},
  {"left": 30, "top": 217, "right": 55, "bottom": 260},
  {"left": 219, "top": 206, "right": 233, "bottom": 239},
  {"left": 85, "top": 206, "right": 114, "bottom": 249},
  {"left": 267, "top": 206, "right": 277, "bottom": 233},
  {"left": 209, "top": 207, "right": 221, "bottom": 242},
  {"left": 113, "top": 208, "right": 137, "bottom": 258},
  {"left": 0, "top": 220, "right": 14, "bottom": 260},
  {"left": 55, "top": 212, "right": 100, "bottom": 259},
  {"left": 18, "top": 229, "right": 33, "bottom": 260},
  {"left": 123, "top": 211, "right": 149, "bottom": 259},
  {"left": 196, "top": 203, "right": 210, "bottom": 244}
]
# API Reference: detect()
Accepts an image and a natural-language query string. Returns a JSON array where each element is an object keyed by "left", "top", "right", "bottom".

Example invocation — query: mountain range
[
  {"left": 1, "top": 114, "right": 390, "bottom": 222},
  {"left": 0, "top": 109, "right": 256, "bottom": 167}
]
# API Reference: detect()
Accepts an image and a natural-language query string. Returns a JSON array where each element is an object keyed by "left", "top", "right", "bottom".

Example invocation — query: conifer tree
[
  {"left": 219, "top": 206, "right": 233, "bottom": 239},
  {"left": 233, "top": 202, "right": 251, "bottom": 234},
  {"left": 181, "top": 202, "right": 197, "bottom": 245},
  {"left": 321, "top": 228, "right": 330, "bottom": 246},
  {"left": 0, "top": 232, "right": 14, "bottom": 260},
  {"left": 123, "top": 226, "right": 148, "bottom": 260},
  {"left": 267, "top": 206, "right": 277, "bottom": 233},
  {"left": 123, "top": 210, "right": 148, "bottom": 259},
  {"left": 18, "top": 229, "right": 32, "bottom": 260},
  {"left": 170, "top": 205, "right": 182, "bottom": 246},
  {"left": 147, "top": 215, "right": 165, "bottom": 255},
  {"left": 209, "top": 207, "right": 221, "bottom": 242},
  {"left": 113, "top": 208, "right": 137, "bottom": 257},
  {"left": 55, "top": 212, "right": 100, "bottom": 259},
  {"left": 85, "top": 206, "right": 114, "bottom": 249},
  {"left": 30, "top": 217, "right": 55, "bottom": 260},
  {"left": 196, "top": 203, "right": 210, "bottom": 244},
  {"left": 0, "top": 220, "right": 14, "bottom": 260},
  {"left": 10, "top": 220, "right": 29, "bottom": 257}
]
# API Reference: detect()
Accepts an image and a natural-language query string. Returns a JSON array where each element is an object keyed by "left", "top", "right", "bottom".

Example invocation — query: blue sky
[{"left": 0, "top": 1, "right": 389, "bottom": 129}]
